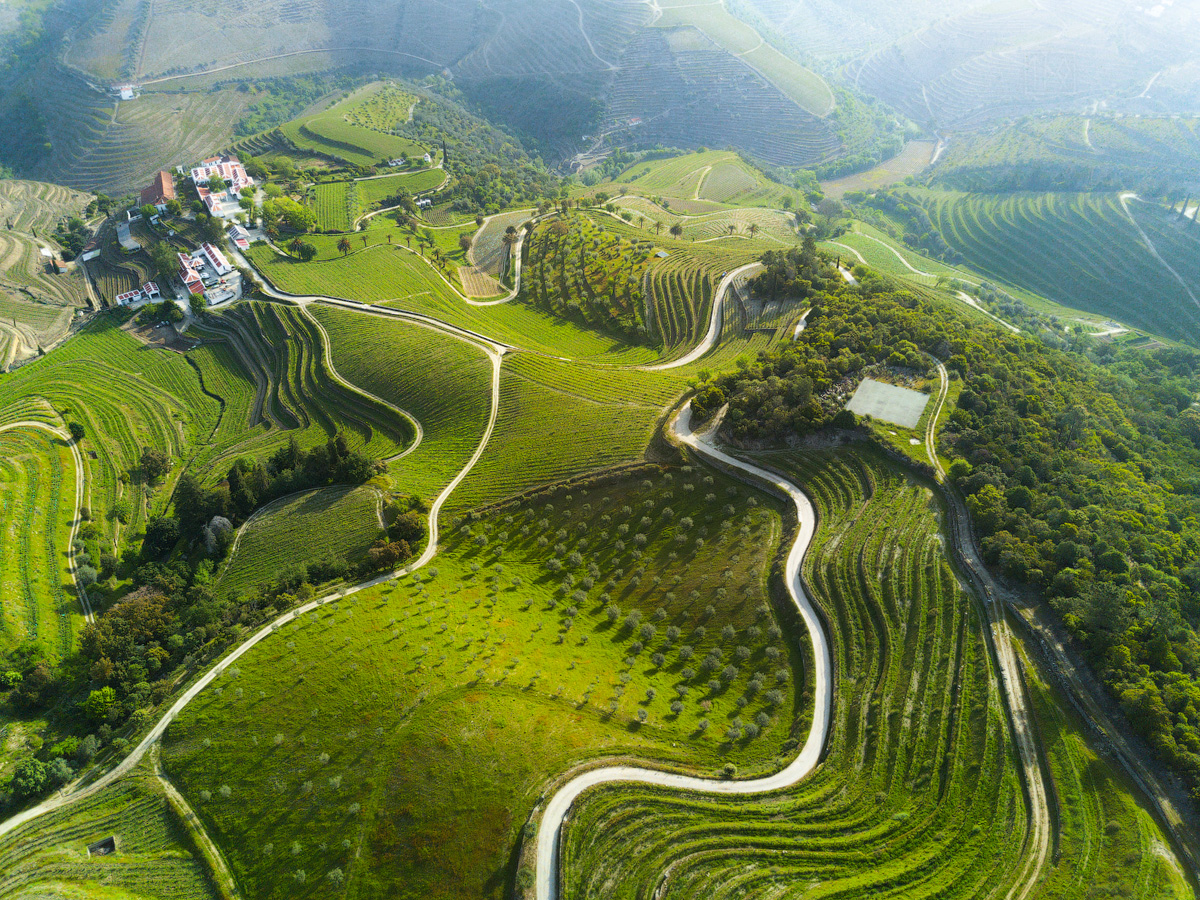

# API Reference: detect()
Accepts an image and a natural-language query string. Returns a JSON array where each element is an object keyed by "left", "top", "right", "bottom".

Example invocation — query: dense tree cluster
[
  {"left": 397, "top": 79, "right": 559, "bottom": 214},
  {"left": 695, "top": 262, "right": 1200, "bottom": 800},
  {"left": 748, "top": 234, "right": 838, "bottom": 302},
  {"left": 521, "top": 214, "right": 649, "bottom": 341}
]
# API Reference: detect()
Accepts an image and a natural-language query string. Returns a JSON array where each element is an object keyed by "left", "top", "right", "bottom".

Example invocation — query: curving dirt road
[
  {"left": 923, "top": 362, "right": 1051, "bottom": 900},
  {"left": 533, "top": 401, "right": 833, "bottom": 900}
]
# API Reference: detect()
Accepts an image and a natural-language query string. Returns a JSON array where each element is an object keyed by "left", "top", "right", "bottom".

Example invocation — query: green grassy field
[
  {"left": 162, "top": 463, "right": 803, "bottom": 900},
  {"left": 0, "top": 428, "right": 78, "bottom": 659},
  {"left": 905, "top": 188, "right": 1200, "bottom": 344},
  {"left": 560, "top": 447, "right": 1189, "bottom": 900},
  {"left": 216, "top": 485, "right": 384, "bottom": 602}
]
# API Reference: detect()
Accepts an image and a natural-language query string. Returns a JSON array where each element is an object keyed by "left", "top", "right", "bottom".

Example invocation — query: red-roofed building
[
  {"left": 178, "top": 252, "right": 204, "bottom": 296},
  {"left": 191, "top": 155, "right": 252, "bottom": 192},
  {"left": 140, "top": 171, "right": 176, "bottom": 213}
]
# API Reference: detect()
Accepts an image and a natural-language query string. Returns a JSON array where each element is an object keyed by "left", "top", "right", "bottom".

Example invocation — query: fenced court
[{"left": 846, "top": 377, "right": 930, "bottom": 428}]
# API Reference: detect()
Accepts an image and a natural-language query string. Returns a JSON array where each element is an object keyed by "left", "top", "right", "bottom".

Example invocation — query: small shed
[{"left": 87, "top": 835, "right": 118, "bottom": 857}]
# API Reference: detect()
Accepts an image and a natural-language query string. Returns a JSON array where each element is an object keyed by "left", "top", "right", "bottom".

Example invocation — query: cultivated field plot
[
  {"left": 846, "top": 377, "right": 930, "bottom": 428},
  {"left": 820, "top": 140, "right": 935, "bottom": 198},
  {"left": 0, "top": 429, "right": 78, "bottom": 659},
  {"left": 308, "top": 304, "right": 494, "bottom": 503},
  {"left": 0, "top": 765, "right": 220, "bottom": 900},
  {"left": 470, "top": 209, "right": 534, "bottom": 276},
  {"left": 217, "top": 484, "right": 384, "bottom": 601},
  {"left": 281, "top": 85, "right": 429, "bottom": 169},
  {"left": 560, "top": 448, "right": 1189, "bottom": 900},
  {"left": 163, "top": 464, "right": 802, "bottom": 899},
  {"left": 909, "top": 188, "right": 1200, "bottom": 345}
]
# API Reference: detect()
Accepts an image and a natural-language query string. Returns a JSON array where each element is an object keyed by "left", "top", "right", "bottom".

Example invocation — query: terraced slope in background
[{"left": 905, "top": 189, "right": 1200, "bottom": 345}]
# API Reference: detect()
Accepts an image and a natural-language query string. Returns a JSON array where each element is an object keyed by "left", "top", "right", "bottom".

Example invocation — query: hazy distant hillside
[
  {"left": 747, "top": 0, "right": 1200, "bottom": 127},
  {"left": 67, "top": 0, "right": 645, "bottom": 85}
]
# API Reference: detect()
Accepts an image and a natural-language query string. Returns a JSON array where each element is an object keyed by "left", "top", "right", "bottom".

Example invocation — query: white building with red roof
[{"left": 191, "top": 155, "right": 252, "bottom": 192}]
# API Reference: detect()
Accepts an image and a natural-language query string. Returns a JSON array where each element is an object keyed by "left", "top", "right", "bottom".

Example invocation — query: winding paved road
[
  {"left": 642, "top": 263, "right": 760, "bottom": 371},
  {"left": 534, "top": 402, "right": 832, "bottom": 900}
]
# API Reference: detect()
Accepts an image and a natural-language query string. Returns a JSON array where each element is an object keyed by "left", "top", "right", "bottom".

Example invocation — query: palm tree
[
  {"left": 337, "top": 237, "right": 352, "bottom": 256},
  {"left": 669, "top": 224, "right": 684, "bottom": 240},
  {"left": 637, "top": 216, "right": 646, "bottom": 230},
  {"left": 727, "top": 224, "right": 736, "bottom": 237},
  {"left": 654, "top": 221, "right": 663, "bottom": 235},
  {"left": 289, "top": 237, "right": 304, "bottom": 257},
  {"left": 748, "top": 223, "right": 759, "bottom": 239},
  {"left": 361, "top": 235, "right": 368, "bottom": 248},
  {"left": 386, "top": 234, "right": 392, "bottom": 244}
]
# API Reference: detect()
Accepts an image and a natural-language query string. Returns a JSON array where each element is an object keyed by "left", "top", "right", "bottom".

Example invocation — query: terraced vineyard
[
  {"left": 0, "top": 428, "right": 78, "bottom": 659},
  {"left": 311, "top": 169, "right": 445, "bottom": 232},
  {"left": 312, "top": 180, "right": 360, "bottom": 232},
  {"left": 560, "top": 448, "right": 1189, "bottom": 900},
  {"left": 308, "top": 304, "right": 493, "bottom": 503},
  {"left": 190, "top": 302, "right": 414, "bottom": 477},
  {"left": 0, "top": 314, "right": 223, "bottom": 602},
  {"left": 610, "top": 151, "right": 799, "bottom": 209},
  {"left": 906, "top": 188, "right": 1200, "bottom": 344},
  {"left": 216, "top": 484, "right": 384, "bottom": 601},
  {"left": 37, "top": 77, "right": 253, "bottom": 194},
  {"left": 247, "top": 238, "right": 663, "bottom": 364},
  {"left": 0, "top": 180, "right": 93, "bottom": 358},
  {"left": 0, "top": 763, "right": 221, "bottom": 900},
  {"left": 602, "top": 31, "right": 841, "bottom": 168},
  {"left": 280, "top": 86, "right": 428, "bottom": 170},
  {"left": 449, "top": 353, "right": 680, "bottom": 512}
]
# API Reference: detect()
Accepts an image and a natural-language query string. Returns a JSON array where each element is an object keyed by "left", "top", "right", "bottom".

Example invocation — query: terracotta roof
[{"left": 139, "top": 170, "right": 176, "bottom": 208}]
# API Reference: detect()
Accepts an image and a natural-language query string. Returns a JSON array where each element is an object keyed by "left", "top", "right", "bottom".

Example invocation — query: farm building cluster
[
  {"left": 113, "top": 282, "right": 161, "bottom": 306},
  {"left": 190, "top": 155, "right": 254, "bottom": 218},
  {"left": 178, "top": 242, "right": 240, "bottom": 306}
]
